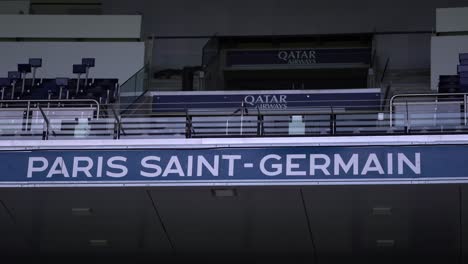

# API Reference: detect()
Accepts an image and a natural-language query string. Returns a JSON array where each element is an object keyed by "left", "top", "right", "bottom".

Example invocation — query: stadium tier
[
  {"left": 439, "top": 53, "right": 468, "bottom": 93},
  {"left": 0, "top": 58, "right": 119, "bottom": 105},
  {"left": 3, "top": 5, "right": 468, "bottom": 264}
]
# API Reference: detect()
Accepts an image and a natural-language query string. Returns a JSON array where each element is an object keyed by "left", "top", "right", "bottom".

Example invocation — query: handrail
[
  {"left": 1, "top": 94, "right": 468, "bottom": 140},
  {"left": 118, "top": 66, "right": 146, "bottom": 89},
  {"left": 119, "top": 89, "right": 149, "bottom": 115},
  {"left": 111, "top": 106, "right": 126, "bottom": 138},
  {"left": 389, "top": 93, "right": 468, "bottom": 127},
  {"left": 118, "top": 65, "right": 148, "bottom": 114},
  {"left": 381, "top": 83, "right": 392, "bottom": 111},
  {"left": 0, "top": 98, "right": 100, "bottom": 112},
  {"left": 0, "top": 105, "right": 466, "bottom": 139},
  {"left": 380, "top": 57, "right": 390, "bottom": 84},
  {"left": 37, "top": 104, "right": 57, "bottom": 139}
]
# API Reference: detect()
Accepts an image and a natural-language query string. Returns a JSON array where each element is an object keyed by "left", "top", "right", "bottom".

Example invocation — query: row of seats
[
  {"left": 0, "top": 58, "right": 119, "bottom": 105},
  {"left": 439, "top": 53, "right": 468, "bottom": 93},
  {"left": 0, "top": 77, "right": 118, "bottom": 104}
]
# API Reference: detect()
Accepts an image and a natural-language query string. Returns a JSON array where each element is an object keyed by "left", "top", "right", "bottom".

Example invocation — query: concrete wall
[
  {"left": 0, "top": 15, "right": 141, "bottom": 38},
  {"left": 103, "top": 0, "right": 464, "bottom": 36},
  {"left": 0, "top": 42, "right": 145, "bottom": 84},
  {"left": 0, "top": 1, "right": 30, "bottom": 14},
  {"left": 374, "top": 34, "right": 432, "bottom": 71},
  {"left": 102, "top": 0, "right": 466, "bottom": 70},
  {"left": 437, "top": 7, "right": 468, "bottom": 33}
]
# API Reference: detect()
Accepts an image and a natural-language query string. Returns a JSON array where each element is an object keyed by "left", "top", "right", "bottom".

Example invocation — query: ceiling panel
[
  {"left": 302, "top": 185, "right": 461, "bottom": 264},
  {"left": 0, "top": 195, "right": 29, "bottom": 256},
  {"left": 0, "top": 184, "right": 465, "bottom": 263},
  {"left": 149, "top": 187, "right": 314, "bottom": 262},
  {"left": 462, "top": 185, "right": 468, "bottom": 263},
  {"left": 0, "top": 188, "right": 172, "bottom": 257}
]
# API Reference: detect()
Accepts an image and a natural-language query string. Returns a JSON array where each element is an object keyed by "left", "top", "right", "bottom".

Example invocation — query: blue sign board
[
  {"left": 152, "top": 91, "right": 381, "bottom": 112},
  {"left": 226, "top": 48, "right": 371, "bottom": 67},
  {"left": 0, "top": 145, "right": 467, "bottom": 185}
]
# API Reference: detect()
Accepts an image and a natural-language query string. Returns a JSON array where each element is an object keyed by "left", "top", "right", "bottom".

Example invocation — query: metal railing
[
  {"left": 0, "top": 97, "right": 466, "bottom": 140},
  {"left": 0, "top": 99, "right": 100, "bottom": 140},
  {"left": 118, "top": 66, "right": 148, "bottom": 113},
  {"left": 389, "top": 93, "right": 468, "bottom": 127}
]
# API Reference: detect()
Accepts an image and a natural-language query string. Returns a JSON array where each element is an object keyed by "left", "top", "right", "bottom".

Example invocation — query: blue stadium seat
[
  {"left": 0, "top": 60, "right": 119, "bottom": 104},
  {"left": 458, "top": 65, "right": 468, "bottom": 73},
  {"left": 460, "top": 53, "right": 468, "bottom": 62}
]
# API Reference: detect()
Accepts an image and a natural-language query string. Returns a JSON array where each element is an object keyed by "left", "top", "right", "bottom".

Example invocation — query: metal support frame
[
  {"left": 10, "top": 80, "right": 16, "bottom": 100},
  {"left": 76, "top": 73, "right": 82, "bottom": 94},
  {"left": 256, "top": 106, "right": 263, "bottom": 136},
  {"left": 330, "top": 106, "right": 336, "bottom": 135},
  {"left": 21, "top": 72, "right": 26, "bottom": 94},
  {"left": 111, "top": 106, "right": 125, "bottom": 139},
  {"left": 84, "top": 67, "right": 89, "bottom": 88},
  {"left": 240, "top": 101, "right": 245, "bottom": 135},
  {"left": 185, "top": 108, "right": 193, "bottom": 138},
  {"left": 37, "top": 104, "right": 51, "bottom": 140},
  {"left": 32, "top": 67, "right": 37, "bottom": 87},
  {"left": 464, "top": 95, "right": 467, "bottom": 126},
  {"left": 405, "top": 100, "right": 410, "bottom": 134},
  {"left": 0, "top": 87, "right": 4, "bottom": 108}
]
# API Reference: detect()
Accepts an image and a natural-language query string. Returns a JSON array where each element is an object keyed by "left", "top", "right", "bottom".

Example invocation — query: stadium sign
[
  {"left": 243, "top": 94, "right": 288, "bottom": 110},
  {"left": 225, "top": 48, "right": 371, "bottom": 67},
  {"left": 277, "top": 50, "right": 317, "bottom": 64},
  {"left": 152, "top": 89, "right": 381, "bottom": 112},
  {"left": 26, "top": 152, "right": 419, "bottom": 179},
  {"left": 0, "top": 145, "right": 466, "bottom": 186}
]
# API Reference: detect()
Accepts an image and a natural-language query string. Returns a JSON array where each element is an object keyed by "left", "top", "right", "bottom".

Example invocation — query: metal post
[
  {"left": 256, "top": 106, "right": 262, "bottom": 136},
  {"left": 21, "top": 72, "right": 26, "bottom": 94},
  {"left": 38, "top": 104, "right": 50, "bottom": 140},
  {"left": 0, "top": 87, "right": 4, "bottom": 107},
  {"left": 32, "top": 67, "right": 36, "bottom": 87},
  {"left": 240, "top": 101, "right": 244, "bottom": 135},
  {"left": 464, "top": 94, "right": 467, "bottom": 126},
  {"left": 390, "top": 96, "right": 395, "bottom": 127},
  {"left": 226, "top": 120, "right": 229, "bottom": 135},
  {"left": 76, "top": 74, "right": 81, "bottom": 94},
  {"left": 25, "top": 101, "right": 30, "bottom": 131},
  {"left": 47, "top": 92, "right": 51, "bottom": 108},
  {"left": 185, "top": 108, "right": 192, "bottom": 138},
  {"left": 405, "top": 100, "right": 410, "bottom": 134},
  {"left": 329, "top": 106, "right": 336, "bottom": 135},
  {"left": 11, "top": 81, "right": 16, "bottom": 100},
  {"left": 85, "top": 67, "right": 89, "bottom": 87},
  {"left": 111, "top": 106, "right": 124, "bottom": 139}
]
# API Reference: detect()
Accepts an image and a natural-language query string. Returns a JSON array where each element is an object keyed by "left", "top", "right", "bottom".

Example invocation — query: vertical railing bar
[
  {"left": 25, "top": 101, "right": 30, "bottom": 131},
  {"left": 464, "top": 93, "right": 467, "bottom": 126},
  {"left": 37, "top": 104, "right": 50, "bottom": 140},
  {"left": 226, "top": 120, "right": 229, "bottom": 135},
  {"left": 240, "top": 101, "right": 244, "bottom": 136},
  {"left": 405, "top": 100, "right": 410, "bottom": 134}
]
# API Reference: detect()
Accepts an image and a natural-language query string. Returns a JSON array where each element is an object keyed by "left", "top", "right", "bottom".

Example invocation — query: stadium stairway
[
  {"left": 384, "top": 69, "right": 432, "bottom": 95},
  {"left": 381, "top": 68, "right": 432, "bottom": 109}
]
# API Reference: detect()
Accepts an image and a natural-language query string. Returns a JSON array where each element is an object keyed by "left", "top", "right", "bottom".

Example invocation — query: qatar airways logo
[
  {"left": 244, "top": 95, "right": 287, "bottom": 110},
  {"left": 278, "top": 50, "right": 317, "bottom": 64}
]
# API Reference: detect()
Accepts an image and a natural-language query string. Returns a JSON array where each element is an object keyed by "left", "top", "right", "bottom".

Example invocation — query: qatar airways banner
[
  {"left": 0, "top": 145, "right": 467, "bottom": 186},
  {"left": 152, "top": 90, "right": 381, "bottom": 112},
  {"left": 225, "top": 48, "right": 371, "bottom": 67}
]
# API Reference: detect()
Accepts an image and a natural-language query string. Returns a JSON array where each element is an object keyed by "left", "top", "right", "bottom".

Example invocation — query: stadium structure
[{"left": 1, "top": 1, "right": 468, "bottom": 263}]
